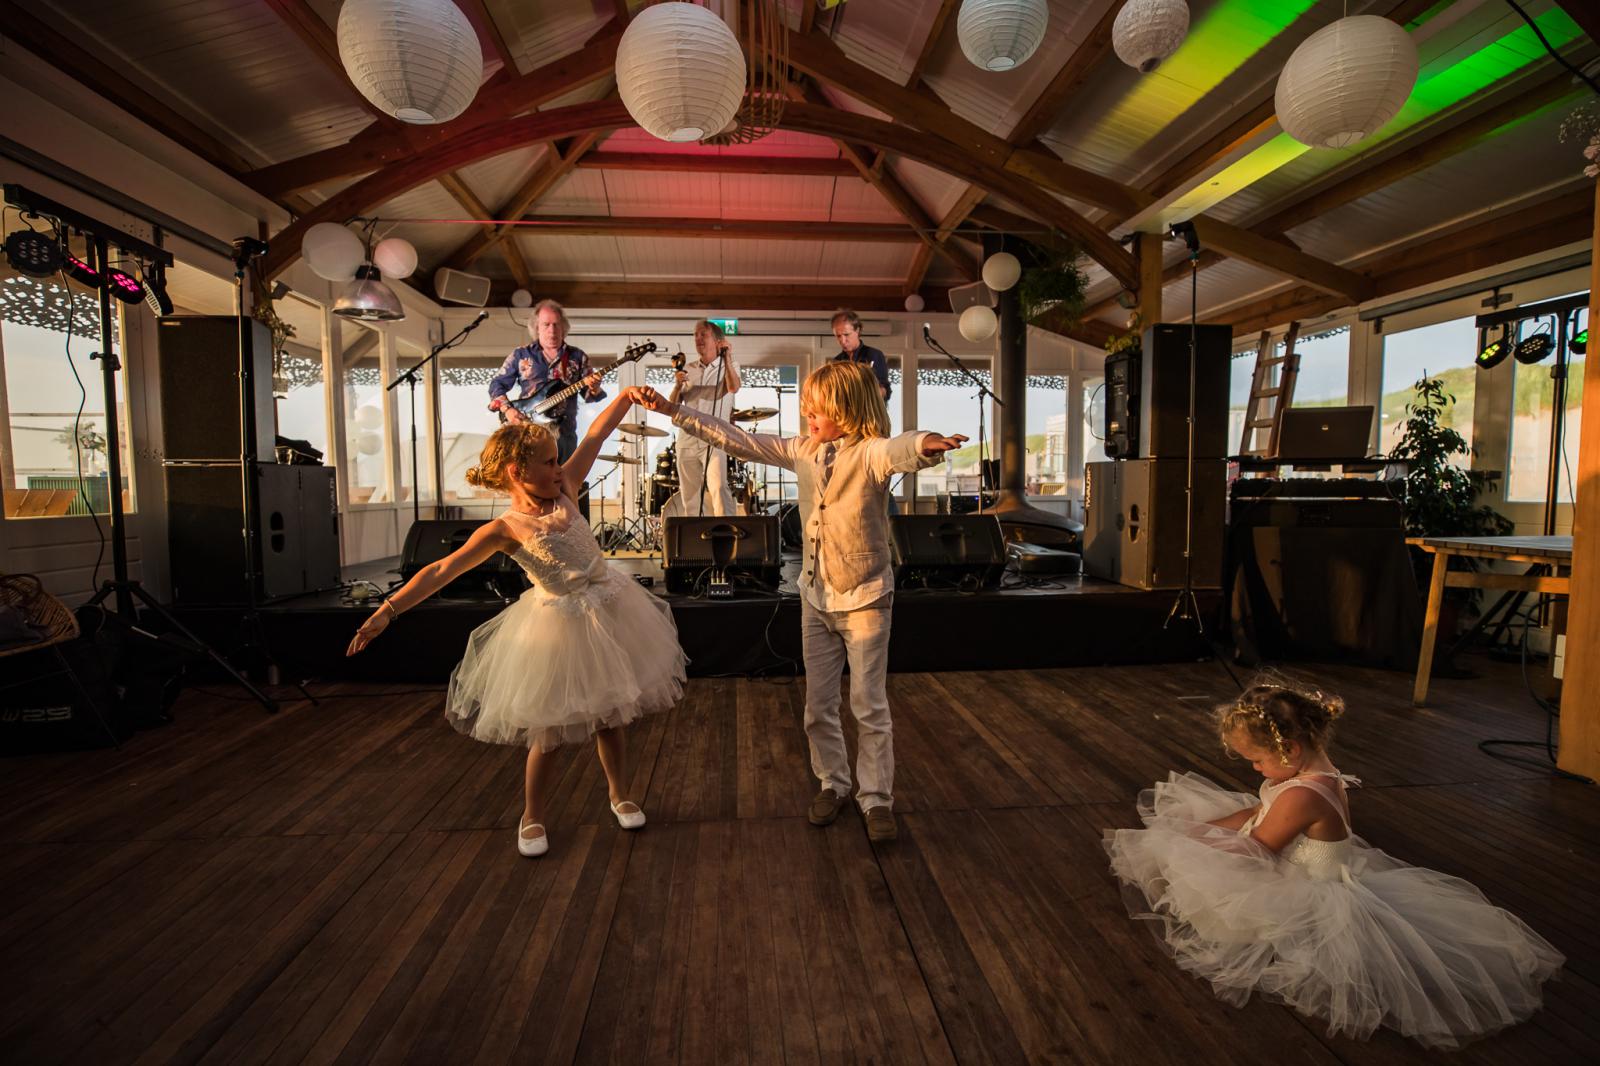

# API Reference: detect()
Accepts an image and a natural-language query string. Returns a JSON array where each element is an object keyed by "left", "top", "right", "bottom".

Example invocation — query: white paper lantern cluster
[
  {"left": 959, "top": 304, "right": 998, "bottom": 342},
  {"left": 617, "top": 2, "right": 746, "bottom": 143},
  {"left": 1275, "top": 15, "right": 1418, "bottom": 150},
  {"left": 957, "top": 0, "right": 1049, "bottom": 73},
  {"left": 302, "top": 223, "right": 366, "bottom": 282},
  {"left": 337, "top": 0, "right": 483, "bottom": 125},
  {"left": 373, "top": 237, "right": 418, "bottom": 279},
  {"left": 1112, "top": 0, "right": 1190, "bottom": 74},
  {"left": 981, "top": 252, "right": 1021, "bottom": 292}
]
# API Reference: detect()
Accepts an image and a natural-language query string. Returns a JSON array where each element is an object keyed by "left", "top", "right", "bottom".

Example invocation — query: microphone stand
[
  {"left": 1164, "top": 226, "right": 1203, "bottom": 634},
  {"left": 924, "top": 327, "right": 1002, "bottom": 513},
  {"left": 387, "top": 312, "right": 487, "bottom": 526}
]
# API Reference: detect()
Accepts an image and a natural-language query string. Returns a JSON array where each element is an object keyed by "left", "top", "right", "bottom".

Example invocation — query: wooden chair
[{"left": 0, "top": 573, "right": 120, "bottom": 747}]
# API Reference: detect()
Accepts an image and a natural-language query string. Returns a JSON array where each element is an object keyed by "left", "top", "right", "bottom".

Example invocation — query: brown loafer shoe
[
  {"left": 864, "top": 805, "right": 897, "bottom": 842},
  {"left": 808, "top": 788, "right": 848, "bottom": 826}
]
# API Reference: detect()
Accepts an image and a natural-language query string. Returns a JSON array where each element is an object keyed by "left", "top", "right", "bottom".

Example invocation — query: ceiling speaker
[
  {"left": 947, "top": 280, "right": 996, "bottom": 314},
  {"left": 433, "top": 267, "right": 490, "bottom": 307}
]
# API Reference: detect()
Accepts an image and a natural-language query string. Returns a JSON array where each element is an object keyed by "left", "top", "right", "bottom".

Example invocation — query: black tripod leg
[
  {"left": 127, "top": 584, "right": 279, "bottom": 712},
  {"left": 53, "top": 643, "right": 121, "bottom": 748}
]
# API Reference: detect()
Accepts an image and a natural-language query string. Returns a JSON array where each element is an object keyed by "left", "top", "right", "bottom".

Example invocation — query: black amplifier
[{"left": 1230, "top": 497, "right": 1402, "bottom": 529}]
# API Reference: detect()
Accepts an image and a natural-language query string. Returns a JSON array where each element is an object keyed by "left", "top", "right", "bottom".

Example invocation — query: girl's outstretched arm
[
  {"left": 346, "top": 520, "right": 518, "bottom": 655},
  {"left": 562, "top": 392, "right": 636, "bottom": 489}
]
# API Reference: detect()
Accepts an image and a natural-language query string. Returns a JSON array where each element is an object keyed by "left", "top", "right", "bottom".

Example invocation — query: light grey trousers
[{"left": 800, "top": 599, "right": 894, "bottom": 811}]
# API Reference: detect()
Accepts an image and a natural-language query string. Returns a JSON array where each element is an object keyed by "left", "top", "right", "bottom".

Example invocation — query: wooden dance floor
[{"left": 0, "top": 659, "right": 1594, "bottom": 1064}]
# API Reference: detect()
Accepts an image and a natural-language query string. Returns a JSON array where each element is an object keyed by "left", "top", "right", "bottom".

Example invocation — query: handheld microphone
[
  {"left": 474, "top": 310, "right": 489, "bottom": 322},
  {"left": 922, "top": 322, "right": 933, "bottom": 343}
]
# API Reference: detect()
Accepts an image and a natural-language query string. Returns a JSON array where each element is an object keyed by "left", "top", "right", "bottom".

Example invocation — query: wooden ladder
[{"left": 1238, "top": 321, "right": 1301, "bottom": 457}]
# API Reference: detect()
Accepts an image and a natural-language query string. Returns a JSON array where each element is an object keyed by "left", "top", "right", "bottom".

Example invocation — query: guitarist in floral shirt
[{"left": 488, "top": 298, "right": 606, "bottom": 461}]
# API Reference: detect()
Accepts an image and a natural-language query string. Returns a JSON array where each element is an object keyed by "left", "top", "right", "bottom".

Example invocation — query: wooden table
[{"left": 1410, "top": 535, "right": 1572, "bottom": 705}]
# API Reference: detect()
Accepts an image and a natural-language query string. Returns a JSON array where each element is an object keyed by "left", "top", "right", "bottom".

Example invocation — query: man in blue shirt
[
  {"left": 487, "top": 298, "right": 605, "bottom": 461},
  {"left": 829, "top": 309, "right": 891, "bottom": 402}
]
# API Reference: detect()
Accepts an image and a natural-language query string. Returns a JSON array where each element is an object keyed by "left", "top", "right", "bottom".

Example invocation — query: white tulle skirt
[
  {"left": 1104, "top": 772, "right": 1564, "bottom": 1049},
  {"left": 444, "top": 568, "right": 686, "bottom": 752}
]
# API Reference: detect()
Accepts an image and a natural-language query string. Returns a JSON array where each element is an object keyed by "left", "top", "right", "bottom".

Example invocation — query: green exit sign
[{"left": 708, "top": 317, "right": 738, "bottom": 335}]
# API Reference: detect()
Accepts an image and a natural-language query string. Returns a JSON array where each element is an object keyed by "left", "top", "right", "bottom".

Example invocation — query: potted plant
[
  {"left": 1015, "top": 242, "right": 1088, "bottom": 326},
  {"left": 1388, "top": 375, "right": 1512, "bottom": 634}
]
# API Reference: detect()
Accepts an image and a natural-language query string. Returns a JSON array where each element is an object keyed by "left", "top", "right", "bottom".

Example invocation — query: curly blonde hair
[
  {"left": 464, "top": 421, "right": 556, "bottom": 492},
  {"left": 802, "top": 360, "right": 889, "bottom": 439},
  {"left": 1216, "top": 684, "right": 1345, "bottom": 766}
]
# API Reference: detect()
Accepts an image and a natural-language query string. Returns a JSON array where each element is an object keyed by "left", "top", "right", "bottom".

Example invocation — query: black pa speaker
[
  {"left": 1104, "top": 348, "right": 1138, "bottom": 459},
  {"left": 166, "top": 464, "right": 340, "bottom": 604},
  {"left": 400, "top": 519, "right": 522, "bottom": 599},
  {"left": 1138, "top": 323, "right": 1233, "bottom": 460},
  {"left": 663, "top": 515, "right": 781, "bottom": 595},
  {"left": 1082, "top": 459, "right": 1225, "bottom": 590},
  {"left": 157, "top": 316, "right": 275, "bottom": 463},
  {"left": 889, "top": 515, "right": 1005, "bottom": 590}
]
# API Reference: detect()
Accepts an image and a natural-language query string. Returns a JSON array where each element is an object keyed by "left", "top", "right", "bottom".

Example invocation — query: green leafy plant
[
  {"left": 1104, "top": 312, "right": 1142, "bottom": 357},
  {"left": 1015, "top": 243, "right": 1088, "bottom": 325},
  {"left": 54, "top": 422, "right": 106, "bottom": 458},
  {"left": 1389, "top": 375, "right": 1511, "bottom": 539}
]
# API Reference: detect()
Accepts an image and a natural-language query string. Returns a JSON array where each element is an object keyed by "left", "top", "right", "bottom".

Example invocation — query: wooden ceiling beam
[
  {"left": 906, "top": 0, "right": 959, "bottom": 88},
  {"left": 1192, "top": 217, "right": 1373, "bottom": 302},
  {"left": 499, "top": 215, "right": 937, "bottom": 241},
  {"left": 446, "top": 133, "right": 601, "bottom": 270},
  {"left": 575, "top": 152, "right": 857, "bottom": 177},
  {"left": 244, "top": 21, "right": 622, "bottom": 197},
  {"left": 511, "top": 281, "right": 932, "bottom": 312},
  {"left": 437, "top": 171, "right": 533, "bottom": 289},
  {"left": 455, "top": 0, "right": 520, "bottom": 73},
  {"left": 906, "top": 186, "right": 987, "bottom": 293},
  {"left": 1007, "top": 0, "right": 1121, "bottom": 148},
  {"left": 261, "top": 0, "right": 391, "bottom": 122}
]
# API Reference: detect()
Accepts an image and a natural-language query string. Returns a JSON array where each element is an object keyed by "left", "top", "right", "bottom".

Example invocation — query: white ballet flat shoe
[
  {"left": 610, "top": 801, "right": 646, "bottom": 830},
  {"left": 517, "top": 820, "right": 549, "bottom": 857}
]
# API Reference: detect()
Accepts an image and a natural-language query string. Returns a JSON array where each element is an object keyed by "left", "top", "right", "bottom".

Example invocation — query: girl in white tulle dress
[
  {"left": 348, "top": 393, "right": 686, "bottom": 858},
  {"left": 1104, "top": 685, "right": 1563, "bottom": 1049}
]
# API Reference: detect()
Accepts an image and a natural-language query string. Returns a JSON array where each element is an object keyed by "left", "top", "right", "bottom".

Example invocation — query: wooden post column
[
  {"left": 1138, "top": 232, "right": 1164, "bottom": 330},
  {"left": 1558, "top": 177, "right": 1600, "bottom": 782}
]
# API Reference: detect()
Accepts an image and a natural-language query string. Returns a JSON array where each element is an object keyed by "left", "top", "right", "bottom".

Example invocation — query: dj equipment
[
  {"left": 1275, "top": 405, "right": 1375, "bottom": 460},
  {"left": 166, "top": 464, "right": 339, "bottom": 604},
  {"left": 889, "top": 515, "right": 1006, "bottom": 589},
  {"left": 400, "top": 519, "right": 521, "bottom": 599},
  {"left": 662, "top": 515, "right": 781, "bottom": 596},
  {"left": 1083, "top": 459, "right": 1226, "bottom": 590},
  {"left": 1231, "top": 477, "right": 1400, "bottom": 500}
]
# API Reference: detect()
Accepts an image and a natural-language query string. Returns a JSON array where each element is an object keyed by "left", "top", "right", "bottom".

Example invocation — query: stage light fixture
[
  {"left": 140, "top": 260, "right": 173, "bottom": 316},
  {"left": 62, "top": 250, "right": 100, "bottom": 288},
  {"left": 1571, "top": 328, "right": 1587, "bottom": 355},
  {"left": 1168, "top": 219, "right": 1200, "bottom": 255},
  {"left": 104, "top": 265, "right": 144, "bottom": 304},
  {"left": 1476, "top": 328, "right": 1511, "bottom": 370},
  {"left": 1514, "top": 331, "right": 1555, "bottom": 365},
  {"left": 4, "top": 227, "right": 63, "bottom": 277}
]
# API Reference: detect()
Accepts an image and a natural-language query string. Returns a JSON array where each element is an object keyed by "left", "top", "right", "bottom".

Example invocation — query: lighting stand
[
  {"left": 386, "top": 311, "right": 488, "bottom": 526},
  {"left": 1164, "top": 227, "right": 1204, "bottom": 634},
  {"left": 923, "top": 329, "right": 1002, "bottom": 511}
]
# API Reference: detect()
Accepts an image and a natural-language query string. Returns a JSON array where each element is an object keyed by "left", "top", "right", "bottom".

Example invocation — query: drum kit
[{"left": 591, "top": 408, "right": 779, "bottom": 553}]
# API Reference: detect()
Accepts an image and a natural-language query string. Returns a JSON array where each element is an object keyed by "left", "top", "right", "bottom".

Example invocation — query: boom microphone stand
[
  {"left": 923, "top": 322, "right": 1002, "bottom": 511},
  {"left": 1164, "top": 221, "right": 1203, "bottom": 634},
  {"left": 387, "top": 310, "right": 488, "bottom": 526}
]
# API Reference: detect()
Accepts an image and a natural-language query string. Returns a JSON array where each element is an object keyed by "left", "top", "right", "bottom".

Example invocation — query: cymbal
[
  {"left": 597, "top": 453, "right": 641, "bottom": 465},
  {"left": 732, "top": 407, "right": 779, "bottom": 422},
  {"left": 618, "top": 422, "right": 669, "bottom": 438}
]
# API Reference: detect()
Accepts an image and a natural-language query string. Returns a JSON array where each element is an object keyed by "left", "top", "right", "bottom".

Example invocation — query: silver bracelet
[{"left": 383, "top": 599, "right": 398, "bottom": 620}]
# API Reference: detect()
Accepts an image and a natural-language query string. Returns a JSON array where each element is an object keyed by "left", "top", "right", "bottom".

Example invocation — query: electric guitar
[{"left": 497, "top": 340, "right": 658, "bottom": 426}]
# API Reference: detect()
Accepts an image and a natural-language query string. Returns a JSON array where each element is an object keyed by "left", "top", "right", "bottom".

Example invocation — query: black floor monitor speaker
[
  {"left": 766, "top": 502, "right": 802, "bottom": 550},
  {"left": 157, "top": 316, "right": 275, "bottom": 463},
  {"left": 663, "top": 516, "right": 781, "bottom": 595},
  {"left": 1082, "top": 459, "right": 1225, "bottom": 590},
  {"left": 1139, "top": 323, "right": 1233, "bottom": 460},
  {"left": 400, "top": 519, "right": 523, "bottom": 599},
  {"left": 890, "top": 515, "right": 1005, "bottom": 590},
  {"left": 167, "top": 464, "right": 339, "bottom": 604}
]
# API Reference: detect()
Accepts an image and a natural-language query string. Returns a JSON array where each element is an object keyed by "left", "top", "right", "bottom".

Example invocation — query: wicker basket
[{"left": 0, "top": 573, "right": 80, "bottom": 657}]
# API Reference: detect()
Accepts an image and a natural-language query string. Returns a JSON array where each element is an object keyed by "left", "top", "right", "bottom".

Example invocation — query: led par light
[
  {"left": 1513, "top": 332, "right": 1555, "bottom": 365},
  {"left": 104, "top": 266, "right": 144, "bottom": 304},
  {"left": 4, "top": 228, "right": 63, "bottom": 277}
]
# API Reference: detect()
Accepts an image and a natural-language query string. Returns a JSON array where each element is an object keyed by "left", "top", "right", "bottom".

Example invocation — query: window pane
[
  {"left": 340, "top": 323, "right": 389, "bottom": 504},
  {"left": 916, "top": 362, "right": 990, "bottom": 497},
  {"left": 1508, "top": 303, "right": 1586, "bottom": 504},
  {"left": 2, "top": 274, "right": 135, "bottom": 518},
  {"left": 1082, "top": 373, "right": 1107, "bottom": 467},
  {"left": 1025, "top": 375, "right": 1068, "bottom": 495},
  {"left": 394, "top": 339, "right": 434, "bottom": 504},
  {"left": 438, "top": 356, "right": 499, "bottom": 506},
  {"left": 1231, "top": 328, "right": 1350, "bottom": 454},
  {"left": 1379, "top": 316, "right": 1478, "bottom": 462}
]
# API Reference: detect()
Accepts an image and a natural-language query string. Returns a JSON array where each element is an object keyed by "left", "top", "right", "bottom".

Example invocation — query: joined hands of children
[{"left": 623, "top": 385, "right": 672, "bottom": 413}]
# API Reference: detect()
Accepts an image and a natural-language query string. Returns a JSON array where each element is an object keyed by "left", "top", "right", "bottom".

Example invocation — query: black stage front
[{"left": 174, "top": 552, "right": 1218, "bottom": 683}]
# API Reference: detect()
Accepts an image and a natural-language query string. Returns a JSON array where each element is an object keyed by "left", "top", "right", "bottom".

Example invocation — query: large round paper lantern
[
  {"left": 1112, "top": 0, "right": 1190, "bottom": 74},
  {"left": 981, "top": 252, "right": 1021, "bottom": 292},
  {"left": 372, "top": 237, "right": 418, "bottom": 279},
  {"left": 957, "top": 0, "right": 1049, "bottom": 73},
  {"left": 617, "top": 2, "right": 746, "bottom": 143},
  {"left": 903, "top": 293, "right": 925, "bottom": 313},
  {"left": 302, "top": 223, "right": 366, "bottom": 282},
  {"left": 337, "top": 0, "right": 483, "bottom": 124},
  {"left": 1275, "top": 15, "right": 1417, "bottom": 150},
  {"left": 959, "top": 304, "right": 998, "bottom": 342},
  {"left": 356, "top": 432, "right": 383, "bottom": 456}
]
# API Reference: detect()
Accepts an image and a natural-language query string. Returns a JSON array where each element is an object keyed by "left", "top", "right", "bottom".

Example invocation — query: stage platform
[{"left": 174, "top": 552, "right": 1219, "bottom": 682}]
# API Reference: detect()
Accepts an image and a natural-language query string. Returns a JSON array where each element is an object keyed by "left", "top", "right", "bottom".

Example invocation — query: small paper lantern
[
  {"left": 981, "top": 252, "right": 1021, "bottom": 292},
  {"left": 510, "top": 288, "right": 533, "bottom": 308},
  {"left": 302, "top": 223, "right": 365, "bottom": 282},
  {"left": 355, "top": 404, "right": 384, "bottom": 430},
  {"left": 337, "top": 0, "right": 482, "bottom": 124},
  {"left": 1275, "top": 15, "right": 1418, "bottom": 150},
  {"left": 957, "top": 0, "right": 1049, "bottom": 73},
  {"left": 356, "top": 432, "right": 383, "bottom": 456},
  {"left": 372, "top": 237, "right": 418, "bottom": 279},
  {"left": 1112, "top": 0, "right": 1190, "bottom": 74},
  {"left": 903, "top": 293, "right": 925, "bottom": 313},
  {"left": 959, "top": 304, "right": 998, "bottom": 342},
  {"left": 617, "top": 3, "right": 746, "bottom": 143}
]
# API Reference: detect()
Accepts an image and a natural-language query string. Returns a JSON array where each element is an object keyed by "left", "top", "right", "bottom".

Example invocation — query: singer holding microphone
[
  {"left": 487, "top": 298, "right": 605, "bottom": 462},
  {"left": 669, "top": 318, "right": 742, "bottom": 516}
]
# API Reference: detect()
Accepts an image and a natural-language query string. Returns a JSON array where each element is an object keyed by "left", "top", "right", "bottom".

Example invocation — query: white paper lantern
[
  {"left": 903, "top": 293, "right": 925, "bottom": 313},
  {"left": 617, "top": 3, "right": 746, "bottom": 143},
  {"left": 337, "top": 0, "right": 483, "bottom": 124},
  {"left": 372, "top": 237, "right": 418, "bottom": 279},
  {"left": 510, "top": 288, "right": 533, "bottom": 308},
  {"left": 957, "top": 0, "right": 1049, "bottom": 73},
  {"left": 302, "top": 223, "right": 366, "bottom": 282},
  {"left": 356, "top": 432, "right": 383, "bottom": 456},
  {"left": 981, "top": 252, "right": 1022, "bottom": 292},
  {"left": 1275, "top": 15, "right": 1418, "bottom": 150},
  {"left": 355, "top": 404, "right": 384, "bottom": 430},
  {"left": 1112, "top": 0, "right": 1190, "bottom": 74},
  {"left": 958, "top": 304, "right": 998, "bottom": 342}
]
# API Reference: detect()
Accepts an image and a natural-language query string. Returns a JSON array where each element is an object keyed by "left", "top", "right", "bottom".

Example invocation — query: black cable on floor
[{"left": 1475, "top": 599, "right": 1593, "bottom": 784}]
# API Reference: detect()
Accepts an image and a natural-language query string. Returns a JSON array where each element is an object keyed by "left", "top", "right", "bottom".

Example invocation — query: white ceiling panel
[
  {"left": 829, "top": 179, "right": 904, "bottom": 224},
  {"left": 456, "top": 147, "right": 550, "bottom": 212},
  {"left": 817, "top": 241, "right": 916, "bottom": 283},
  {"left": 720, "top": 175, "right": 835, "bottom": 220},
  {"left": 719, "top": 240, "right": 826, "bottom": 280},
  {"left": 537, "top": 170, "right": 614, "bottom": 216},
  {"left": 615, "top": 237, "right": 724, "bottom": 280},
  {"left": 485, "top": 0, "right": 607, "bottom": 75},
  {"left": 521, "top": 234, "right": 626, "bottom": 279}
]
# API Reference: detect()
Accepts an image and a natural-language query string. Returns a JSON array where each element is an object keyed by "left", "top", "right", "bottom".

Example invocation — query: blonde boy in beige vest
[{"left": 628, "top": 362, "right": 965, "bottom": 841}]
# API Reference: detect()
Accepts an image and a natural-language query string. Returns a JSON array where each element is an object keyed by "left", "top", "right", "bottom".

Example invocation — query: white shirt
[{"left": 679, "top": 355, "right": 739, "bottom": 423}]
